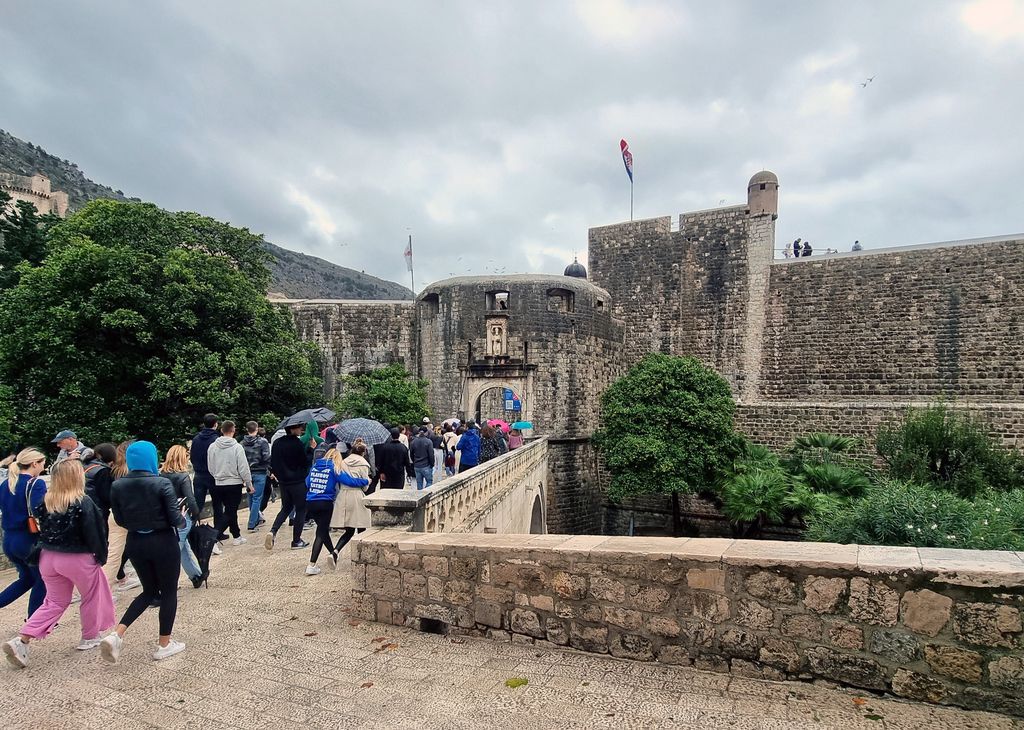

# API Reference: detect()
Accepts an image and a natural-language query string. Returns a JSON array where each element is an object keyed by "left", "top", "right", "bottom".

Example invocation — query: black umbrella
[
  {"left": 333, "top": 418, "right": 391, "bottom": 446},
  {"left": 277, "top": 407, "right": 336, "bottom": 432}
]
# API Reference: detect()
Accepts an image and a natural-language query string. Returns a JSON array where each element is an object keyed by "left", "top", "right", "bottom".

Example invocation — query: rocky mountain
[{"left": 0, "top": 129, "right": 412, "bottom": 300}]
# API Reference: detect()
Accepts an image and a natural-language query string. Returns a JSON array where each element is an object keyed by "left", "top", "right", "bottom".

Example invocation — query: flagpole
[
  {"left": 409, "top": 234, "right": 415, "bottom": 294},
  {"left": 630, "top": 178, "right": 633, "bottom": 222}
]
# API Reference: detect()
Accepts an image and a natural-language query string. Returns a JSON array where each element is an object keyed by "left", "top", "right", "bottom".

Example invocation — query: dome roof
[
  {"left": 564, "top": 257, "right": 587, "bottom": 279},
  {"left": 748, "top": 170, "right": 778, "bottom": 187}
]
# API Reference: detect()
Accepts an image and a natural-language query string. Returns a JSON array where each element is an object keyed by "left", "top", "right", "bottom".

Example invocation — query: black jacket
[
  {"left": 409, "top": 436, "right": 435, "bottom": 469},
  {"left": 82, "top": 458, "right": 113, "bottom": 516},
  {"left": 35, "top": 495, "right": 108, "bottom": 565},
  {"left": 373, "top": 440, "right": 414, "bottom": 488},
  {"left": 165, "top": 471, "right": 201, "bottom": 520},
  {"left": 190, "top": 428, "right": 220, "bottom": 477},
  {"left": 271, "top": 434, "right": 312, "bottom": 485},
  {"left": 110, "top": 471, "right": 185, "bottom": 532}
]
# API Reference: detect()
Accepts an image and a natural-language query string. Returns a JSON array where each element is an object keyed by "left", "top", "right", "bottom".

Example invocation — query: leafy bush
[
  {"left": 805, "top": 480, "right": 1024, "bottom": 551},
  {"left": 798, "top": 462, "right": 872, "bottom": 498},
  {"left": 877, "top": 403, "right": 1024, "bottom": 498}
]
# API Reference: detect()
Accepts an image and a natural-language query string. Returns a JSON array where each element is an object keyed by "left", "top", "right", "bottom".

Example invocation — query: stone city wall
[
  {"left": 759, "top": 238, "right": 1024, "bottom": 403},
  {"left": 285, "top": 299, "right": 416, "bottom": 399},
  {"left": 351, "top": 532, "right": 1024, "bottom": 717}
]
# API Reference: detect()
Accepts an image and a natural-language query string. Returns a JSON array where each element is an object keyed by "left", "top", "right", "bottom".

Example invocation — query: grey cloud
[{"left": 1, "top": 0, "right": 1021, "bottom": 287}]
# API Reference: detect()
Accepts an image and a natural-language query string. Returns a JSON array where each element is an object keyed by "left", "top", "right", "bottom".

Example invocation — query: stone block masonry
[{"left": 351, "top": 531, "right": 1024, "bottom": 717}]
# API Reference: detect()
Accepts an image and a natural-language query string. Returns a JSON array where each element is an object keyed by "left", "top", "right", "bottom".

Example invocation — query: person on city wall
[
  {"left": 0, "top": 448, "right": 48, "bottom": 618},
  {"left": 3, "top": 460, "right": 114, "bottom": 668},
  {"left": 266, "top": 422, "right": 314, "bottom": 551},
  {"left": 102, "top": 441, "right": 187, "bottom": 663}
]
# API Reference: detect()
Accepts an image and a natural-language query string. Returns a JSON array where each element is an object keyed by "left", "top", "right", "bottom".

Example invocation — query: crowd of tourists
[{"left": 0, "top": 412, "right": 524, "bottom": 670}]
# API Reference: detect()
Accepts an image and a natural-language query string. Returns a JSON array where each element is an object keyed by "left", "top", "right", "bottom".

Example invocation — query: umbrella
[
  {"left": 487, "top": 419, "right": 510, "bottom": 433},
  {"left": 443, "top": 418, "right": 461, "bottom": 428},
  {"left": 277, "top": 407, "right": 336, "bottom": 431},
  {"left": 333, "top": 418, "right": 391, "bottom": 446},
  {"left": 511, "top": 421, "right": 533, "bottom": 430}
]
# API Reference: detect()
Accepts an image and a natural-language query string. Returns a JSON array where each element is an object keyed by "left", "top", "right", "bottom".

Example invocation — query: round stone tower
[{"left": 747, "top": 170, "right": 779, "bottom": 219}]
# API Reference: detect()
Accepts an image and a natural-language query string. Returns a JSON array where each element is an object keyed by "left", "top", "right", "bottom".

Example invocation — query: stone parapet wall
[
  {"left": 351, "top": 531, "right": 1024, "bottom": 717},
  {"left": 736, "top": 401, "right": 1024, "bottom": 451}
]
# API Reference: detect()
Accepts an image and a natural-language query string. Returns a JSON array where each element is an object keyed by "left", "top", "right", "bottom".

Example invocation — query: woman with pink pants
[{"left": 3, "top": 460, "right": 114, "bottom": 668}]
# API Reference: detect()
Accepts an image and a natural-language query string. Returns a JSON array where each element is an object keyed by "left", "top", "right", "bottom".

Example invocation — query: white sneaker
[
  {"left": 328, "top": 552, "right": 338, "bottom": 571},
  {"left": 76, "top": 636, "right": 103, "bottom": 651},
  {"left": 305, "top": 564, "right": 321, "bottom": 576},
  {"left": 116, "top": 575, "right": 141, "bottom": 591},
  {"left": 212, "top": 543, "right": 223, "bottom": 555},
  {"left": 152, "top": 640, "right": 186, "bottom": 661},
  {"left": 3, "top": 638, "right": 29, "bottom": 668},
  {"left": 232, "top": 537, "right": 247, "bottom": 546},
  {"left": 100, "top": 633, "right": 123, "bottom": 664},
  {"left": 264, "top": 532, "right": 275, "bottom": 551}
]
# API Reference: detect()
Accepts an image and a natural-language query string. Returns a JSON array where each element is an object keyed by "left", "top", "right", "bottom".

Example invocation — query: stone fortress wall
[
  {"left": 0, "top": 172, "right": 69, "bottom": 217},
  {"left": 288, "top": 170, "right": 1024, "bottom": 534}
]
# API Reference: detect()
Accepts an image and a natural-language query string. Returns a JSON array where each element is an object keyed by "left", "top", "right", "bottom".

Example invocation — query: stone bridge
[{"left": 363, "top": 437, "right": 548, "bottom": 535}]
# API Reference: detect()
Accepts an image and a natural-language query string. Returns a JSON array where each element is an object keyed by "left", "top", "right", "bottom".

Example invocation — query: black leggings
[
  {"left": 336, "top": 527, "right": 365, "bottom": 555},
  {"left": 116, "top": 548, "right": 130, "bottom": 580},
  {"left": 211, "top": 484, "right": 244, "bottom": 540},
  {"left": 119, "top": 530, "right": 179, "bottom": 636},
  {"left": 307, "top": 501, "right": 334, "bottom": 563},
  {"left": 271, "top": 481, "right": 307, "bottom": 545}
]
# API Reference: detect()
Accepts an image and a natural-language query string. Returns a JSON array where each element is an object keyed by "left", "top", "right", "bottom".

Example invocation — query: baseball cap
[{"left": 51, "top": 429, "right": 76, "bottom": 443}]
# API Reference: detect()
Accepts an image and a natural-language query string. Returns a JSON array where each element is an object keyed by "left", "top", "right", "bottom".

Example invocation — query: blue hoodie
[
  {"left": 457, "top": 428, "right": 481, "bottom": 466},
  {"left": 306, "top": 457, "right": 369, "bottom": 502},
  {"left": 126, "top": 441, "right": 159, "bottom": 475}
]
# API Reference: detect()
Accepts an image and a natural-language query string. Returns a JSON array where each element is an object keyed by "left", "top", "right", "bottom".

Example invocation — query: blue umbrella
[
  {"left": 511, "top": 421, "right": 533, "bottom": 430},
  {"left": 333, "top": 418, "right": 391, "bottom": 446}
]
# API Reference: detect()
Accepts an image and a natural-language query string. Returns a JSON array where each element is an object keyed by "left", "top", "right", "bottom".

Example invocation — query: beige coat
[{"left": 332, "top": 453, "right": 371, "bottom": 529}]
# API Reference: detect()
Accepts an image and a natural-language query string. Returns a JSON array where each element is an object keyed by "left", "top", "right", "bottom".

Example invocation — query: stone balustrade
[
  {"left": 350, "top": 531, "right": 1024, "bottom": 717},
  {"left": 363, "top": 438, "right": 548, "bottom": 533}
]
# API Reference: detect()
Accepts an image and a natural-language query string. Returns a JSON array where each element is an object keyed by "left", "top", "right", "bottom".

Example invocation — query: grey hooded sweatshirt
[{"left": 207, "top": 436, "right": 253, "bottom": 489}]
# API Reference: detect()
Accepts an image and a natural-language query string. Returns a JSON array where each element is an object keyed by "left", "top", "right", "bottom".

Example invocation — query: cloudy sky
[{"left": 2, "top": 1, "right": 1022, "bottom": 289}]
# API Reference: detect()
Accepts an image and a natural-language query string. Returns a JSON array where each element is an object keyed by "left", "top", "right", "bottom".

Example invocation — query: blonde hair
[
  {"left": 111, "top": 440, "right": 133, "bottom": 479},
  {"left": 45, "top": 459, "right": 85, "bottom": 513},
  {"left": 161, "top": 444, "right": 190, "bottom": 474},
  {"left": 324, "top": 447, "right": 344, "bottom": 470},
  {"left": 7, "top": 447, "right": 45, "bottom": 492}
]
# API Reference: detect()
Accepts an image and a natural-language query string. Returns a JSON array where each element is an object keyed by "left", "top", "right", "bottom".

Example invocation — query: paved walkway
[{"left": 0, "top": 527, "right": 1021, "bottom": 730}]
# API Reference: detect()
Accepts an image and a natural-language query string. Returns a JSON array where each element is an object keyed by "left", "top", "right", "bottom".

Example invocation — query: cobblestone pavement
[{"left": 0, "top": 527, "right": 1021, "bottom": 730}]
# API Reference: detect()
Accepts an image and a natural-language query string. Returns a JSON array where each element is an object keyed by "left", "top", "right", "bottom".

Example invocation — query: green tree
[
  {"left": 0, "top": 200, "right": 322, "bottom": 447},
  {"left": 0, "top": 191, "right": 60, "bottom": 289},
  {"left": 335, "top": 364, "right": 430, "bottom": 426},
  {"left": 593, "top": 354, "right": 740, "bottom": 535}
]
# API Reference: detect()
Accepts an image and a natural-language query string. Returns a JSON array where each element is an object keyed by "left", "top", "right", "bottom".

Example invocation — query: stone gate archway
[{"left": 460, "top": 374, "right": 533, "bottom": 427}]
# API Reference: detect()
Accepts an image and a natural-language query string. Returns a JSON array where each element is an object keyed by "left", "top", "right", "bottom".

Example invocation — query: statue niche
[{"left": 485, "top": 316, "right": 507, "bottom": 358}]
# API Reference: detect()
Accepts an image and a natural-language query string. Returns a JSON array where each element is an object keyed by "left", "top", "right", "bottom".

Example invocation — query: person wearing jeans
[
  {"left": 0, "top": 448, "right": 48, "bottom": 619},
  {"left": 160, "top": 445, "right": 203, "bottom": 588},
  {"left": 104, "top": 441, "right": 187, "bottom": 663},
  {"left": 409, "top": 427, "right": 435, "bottom": 491},
  {"left": 242, "top": 421, "right": 271, "bottom": 531}
]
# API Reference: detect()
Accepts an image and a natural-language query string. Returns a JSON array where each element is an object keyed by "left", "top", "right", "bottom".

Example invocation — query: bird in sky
[{"left": 860, "top": 75, "right": 876, "bottom": 88}]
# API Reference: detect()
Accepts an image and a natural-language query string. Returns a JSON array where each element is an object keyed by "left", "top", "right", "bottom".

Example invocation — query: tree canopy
[
  {"left": 0, "top": 190, "right": 60, "bottom": 289},
  {"left": 593, "top": 354, "right": 739, "bottom": 505},
  {"left": 335, "top": 364, "right": 430, "bottom": 426},
  {"left": 0, "top": 199, "right": 322, "bottom": 447}
]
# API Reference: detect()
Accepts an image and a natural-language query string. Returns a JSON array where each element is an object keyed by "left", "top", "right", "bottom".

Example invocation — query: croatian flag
[
  {"left": 404, "top": 235, "right": 413, "bottom": 272},
  {"left": 620, "top": 139, "right": 633, "bottom": 182}
]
